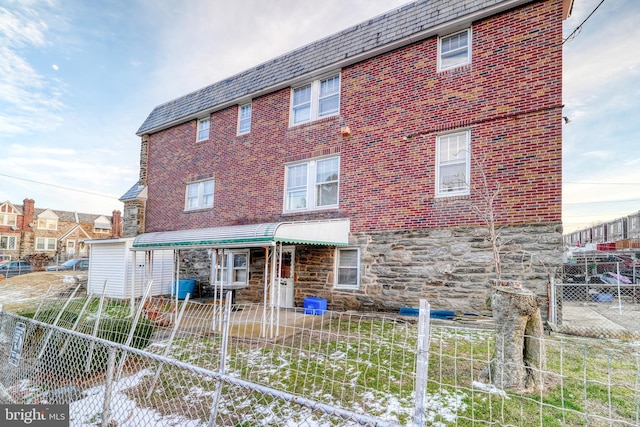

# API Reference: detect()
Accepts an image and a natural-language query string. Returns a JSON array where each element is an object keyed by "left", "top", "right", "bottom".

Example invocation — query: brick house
[
  {"left": 122, "top": 0, "right": 571, "bottom": 314},
  {"left": 0, "top": 198, "right": 122, "bottom": 263}
]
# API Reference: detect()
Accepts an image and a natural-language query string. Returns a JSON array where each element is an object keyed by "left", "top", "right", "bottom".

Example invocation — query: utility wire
[
  {"left": 0, "top": 172, "right": 119, "bottom": 200},
  {"left": 563, "top": 0, "right": 607, "bottom": 44},
  {"left": 564, "top": 181, "right": 640, "bottom": 186},
  {"left": 564, "top": 198, "right": 640, "bottom": 206}
]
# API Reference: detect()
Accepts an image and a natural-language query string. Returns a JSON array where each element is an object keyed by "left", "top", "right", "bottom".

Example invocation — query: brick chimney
[
  {"left": 112, "top": 210, "right": 122, "bottom": 238},
  {"left": 22, "top": 198, "right": 35, "bottom": 230}
]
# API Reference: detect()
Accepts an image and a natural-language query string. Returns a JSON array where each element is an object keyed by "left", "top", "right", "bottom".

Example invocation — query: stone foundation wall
[
  {"left": 174, "top": 222, "right": 563, "bottom": 317},
  {"left": 337, "top": 223, "right": 563, "bottom": 315}
]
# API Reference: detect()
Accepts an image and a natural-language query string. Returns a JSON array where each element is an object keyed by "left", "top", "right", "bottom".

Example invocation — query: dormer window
[
  {"left": 291, "top": 74, "right": 340, "bottom": 126},
  {"left": 94, "top": 215, "right": 112, "bottom": 234},
  {"left": 238, "top": 103, "right": 252, "bottom": 135},
  {"left": 0, "top": 203, "right": 17, "bottom": 227},
  {"left": 37, "top": 209, "right": 59, "bottom": 230},
  {"left": 197, "top": 117, "right": 210, "bottom": 141},
  {"left": 438, "top": 29, "right": 471, "bottom": 71}
]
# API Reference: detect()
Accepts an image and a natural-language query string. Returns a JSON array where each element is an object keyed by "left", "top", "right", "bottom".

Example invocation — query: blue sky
[{"left": 0, "top": 0, "right": 638, "bottom": 235}]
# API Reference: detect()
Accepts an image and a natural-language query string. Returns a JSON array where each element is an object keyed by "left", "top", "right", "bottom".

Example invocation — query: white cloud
[
  {"left": 140, "top": 0, "right": 409, "bottom": 103},
  {"left": 0, "top": 2, "right": 66, "bottom": 137}
]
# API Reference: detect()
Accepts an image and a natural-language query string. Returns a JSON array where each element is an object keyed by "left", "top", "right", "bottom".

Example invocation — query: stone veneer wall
[
  {"left": 173, "top": 222, "right": 562, "bottom": 318},
  {"left": 122, "top": 201, "right": 146, "bottom": 238},
  {"left": 337, "top": 223, "right": 563, "bottom": 315}
]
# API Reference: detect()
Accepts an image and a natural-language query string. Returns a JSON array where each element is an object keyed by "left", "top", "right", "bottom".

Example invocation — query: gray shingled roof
[
  {"left": 120, "top": 181, "right": 146, "bottom": 202},
  {"left": 137, "top": 0, "right": 524, "bottom": 136}
]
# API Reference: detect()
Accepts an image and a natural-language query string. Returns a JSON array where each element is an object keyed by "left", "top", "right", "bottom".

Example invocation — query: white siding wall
[
  {"left": 88, "top": 241, "right": 129, "bottom": 298},
  {"left": 88, "top": 239, "right": 175, "bottom": 298}
]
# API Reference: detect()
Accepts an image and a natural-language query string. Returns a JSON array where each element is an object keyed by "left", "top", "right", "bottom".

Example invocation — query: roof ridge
[{"left": 136, "top": 0, "right": 515, "bottom": 136}]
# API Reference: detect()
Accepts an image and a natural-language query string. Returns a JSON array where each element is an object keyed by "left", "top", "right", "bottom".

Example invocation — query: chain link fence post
[
  {"left": 101, "top": 346, "right": 117, "bottom": 427},
  {"left": 413, "top": 299, "right": 430, "bottom": 427}
]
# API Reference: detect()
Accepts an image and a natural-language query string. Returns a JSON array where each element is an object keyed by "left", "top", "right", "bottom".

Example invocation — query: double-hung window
[
  {"left": 238, "top": 103, "right": 252, "bottom": 134},
  {"left": 335, "top": 248, "right": 360, "bottom": 289},
  {"left": 436, "top": 131, "right": 470, "bottom": 197},
  {"left": 439, "top": 29, "right": 471, "bottom": 71},
  {"left": 36, "top": 237, "right": 56, "bottom": 251},
  {"left": 0, "top": 214, "right": 16, "bottom": 227},
  {"left": 291, "top": 74, "right": 340, "bottom": 125},
  {"left": 285, "top": 156, "right": 339, "bottom": 212},
  {"left": 37, "top": 218, "right": 58, "bottom": 230},
  {"left": 0, "top": 236, "right": 16, "bottom": 250},
  {"left": 214, "top": 250, "right": 249, "bottom": 287},
  {"left": 185, "top": 179, "right": 214, "bottom": 210},
  {"left": 197, "top": 117, "right": 210, "bottom": 141}
]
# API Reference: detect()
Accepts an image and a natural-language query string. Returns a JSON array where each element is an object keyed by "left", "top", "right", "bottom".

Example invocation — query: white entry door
[{"left": 279, "top": 247, "right": 295, "bottom": 308}]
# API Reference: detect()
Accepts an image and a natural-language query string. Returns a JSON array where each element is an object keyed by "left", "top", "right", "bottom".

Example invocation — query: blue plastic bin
[
  {"left": 591, "top": 293, "right": 613, "bottom": 303},
  {"left": 304, "top": 297, "right": 327, "bottom": 316},
  {"left": 173, "top": 279, "right": 196, "bottom": 299}
]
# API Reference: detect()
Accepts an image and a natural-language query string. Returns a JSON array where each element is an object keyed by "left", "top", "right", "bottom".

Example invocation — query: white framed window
[
  {"left": 215, "top": 250, "right": 249, "bottom": 287},
  {"left": 284, "top": 156, "right": 339, "bottom": 212},
  {"left": 37, "top": 218, "right": 58, "bottom": 230},
  {"left": 197, "top": 117, "right": 210, "bottom": 141},
  {"left": 436, "top": 130, "right": 470, "bottom": 197},
  {"left": 0, "top": 214, "right": 16, "bottom": 227},
  {"left": 335, "top": 248, "right": 360, "bottom": 289},
  {"left": 238, "top": 103, "right": 252, "bottom": 135},
  {"left": 185, "top": 179, "right": 214, "bottom": 210},
  {"left": 36, "top": 237, "right": 56, "bottom": 251},
  {"left": 0, "top": 236, "right": 16, "bottom": 250},
  {"left": 291, "top": 74, "right": 340, "bottom": 125},
  {"left": 438, "top": 28, "right": 471, "bottom": 71}
]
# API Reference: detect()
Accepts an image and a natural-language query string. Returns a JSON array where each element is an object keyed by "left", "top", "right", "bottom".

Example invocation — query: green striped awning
[{"left": 131, "top": 219, "right": 350, "bottom": 251}]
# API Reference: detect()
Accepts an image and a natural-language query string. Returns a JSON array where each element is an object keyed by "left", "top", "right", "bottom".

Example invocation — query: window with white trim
[
  {"left": 36, "top": 237, "right": 56, "bottom": 251},
  {"left": 0, "top": 213, "right": 16, "bottom": 227},
  {"left": 291, "top": 74, "right": 340, "bottom": 125},
  {"left": 197, "top": 117, "right": 210, "bottom": 141},
  {"left": 185, "top": 179, "right": 214, "bottom": 210},
  {"left": 439, "top": 29, "right": 471, "bottom": 71},
  {"left": 0, "top": 236, "right": 16, "bottom": 250},
  {"left": 285, "top": 156, "right": 339, "bottom": 212},
  {"left": 436, "top": 131, "right": 470, "bottom": 197},
  {"left": 37, "top": 218, "right": 58, "bottom": 230},
  {"left": 238, "top": 103, "right": 252, "bottom": 134},
  {"left": 215, "top": 250, "right": 249, "bottom": 286},
  {"left": 335, "top": 248, "right": 360, "bottom": 289}
]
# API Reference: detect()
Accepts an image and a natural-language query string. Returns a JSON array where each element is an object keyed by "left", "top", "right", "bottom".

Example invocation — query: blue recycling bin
[
  {"left": 303, "top": 297, "right": 327, "bottom": 315},
  {"left": 173, "top": 279, "right": 196, "bottom": 299}
]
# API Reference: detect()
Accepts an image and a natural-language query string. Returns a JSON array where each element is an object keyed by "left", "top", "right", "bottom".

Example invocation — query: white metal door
[{"left": 279, "top": 247, "right": 295, "bottom": 308}]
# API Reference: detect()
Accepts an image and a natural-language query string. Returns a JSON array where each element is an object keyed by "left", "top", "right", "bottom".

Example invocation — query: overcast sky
[{"left": 1, "top": 0, "right": 638, "bottom": 234}]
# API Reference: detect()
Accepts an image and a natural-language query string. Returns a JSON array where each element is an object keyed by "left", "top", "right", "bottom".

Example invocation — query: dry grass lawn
[{"left": 0, "top": 271, "right": 87, "bottom": 314}]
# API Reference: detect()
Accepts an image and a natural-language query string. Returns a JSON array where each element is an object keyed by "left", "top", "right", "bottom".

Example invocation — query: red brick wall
[{"left": 144, "top": 0, "right": 563, "bottom": 234}]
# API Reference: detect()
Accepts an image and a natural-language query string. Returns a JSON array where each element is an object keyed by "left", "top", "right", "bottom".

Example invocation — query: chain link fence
[
  {"left": 552, "top": 260, "right": 640, "bottom": 339},
  {"left": 1, "top": 282, "right": 640, "bottom": 426}
]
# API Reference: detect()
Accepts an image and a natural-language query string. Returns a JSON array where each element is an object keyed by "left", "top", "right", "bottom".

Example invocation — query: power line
[
  {"left": 563, "top": 198, "right": 640, "bottom": 206},
  {"left": 563, "top": 0, "right": 607, "bottom": 44},
  {"left": 564, "top": 181, "right": 640, "bottom": 186},
  {"left": 0, "top": 173, "right": 119, "bottom": 200}
]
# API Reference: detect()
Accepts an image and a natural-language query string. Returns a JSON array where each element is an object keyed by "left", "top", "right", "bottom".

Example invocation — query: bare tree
[
  {"left": 467, "top": 156, "right": 547, "bottom": 392},
  {"left": 467, "top": 158, "right": 504, "bottom": 281}
]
